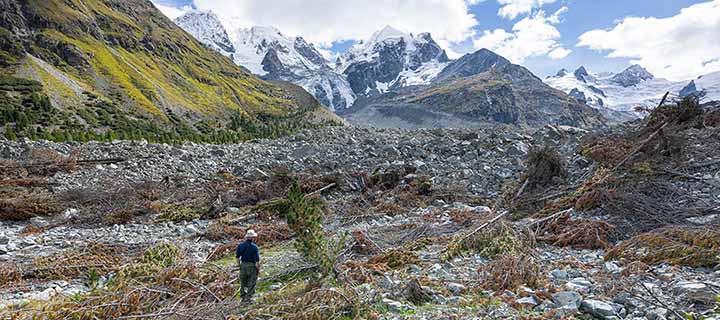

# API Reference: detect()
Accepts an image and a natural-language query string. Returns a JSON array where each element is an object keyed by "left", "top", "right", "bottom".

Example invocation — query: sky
[{"left": 151, "top": 0, "right": 720, "bottom": 81}]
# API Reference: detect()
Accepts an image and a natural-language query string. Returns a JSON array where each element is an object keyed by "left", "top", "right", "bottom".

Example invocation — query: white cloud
[
  {"left": 473, "top": 7, "right": 570, "bottom": 63},
  {"left": 548, "top": 47, "right": 571, "bottom": 59},
  {"left": 496, "top": 0, "right": 557, "bottom": 20},
  {"left": 190, "top": 0, "right": 479, "bottom": 49},
  {"left": 577, "top": 1, "right": 720, "bottom": 81},
  {"left": 151, "top": 2, "right": 192, "bottom": 20}
]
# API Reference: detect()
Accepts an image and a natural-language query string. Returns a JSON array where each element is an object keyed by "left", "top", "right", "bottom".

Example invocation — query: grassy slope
[{"left": 0, "top": 0, "right": 339, "bottom": 142}]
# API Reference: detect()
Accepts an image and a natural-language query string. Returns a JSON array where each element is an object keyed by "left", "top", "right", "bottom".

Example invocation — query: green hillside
[{"left": 0, "top": 0, "right": 339, "bottom": 143}]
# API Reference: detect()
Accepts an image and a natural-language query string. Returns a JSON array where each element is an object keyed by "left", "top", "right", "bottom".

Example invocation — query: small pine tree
[
  {"left": 285, "top": 180, "right": 342, "bottom": 278},
  {"left": 4, "top": 124, "right": 17, "bottom": 140}
]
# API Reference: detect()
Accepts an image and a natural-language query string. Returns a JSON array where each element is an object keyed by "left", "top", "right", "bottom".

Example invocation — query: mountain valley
[{"left": 0, "top": 1, "right": 719, "bottom": 319}]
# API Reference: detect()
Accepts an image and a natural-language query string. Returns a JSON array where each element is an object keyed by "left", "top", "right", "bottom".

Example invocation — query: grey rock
[
  {"left": 551, "top": 269, "right": 568, "bottom": 280},
  {"left": 516, "top": 296, "right": 538, "bottom": 307},
  {"left": 381, "top": 298, "right": 409, "bottom": 313},
  {"left": 603, "top": 261, "right": 622, "bottom": 274},
  {"left": 565, "top": 277, "right": 592, "bottom": 291},
  {"left": 379, "top": 276, "right": 394, "bottom": 290},
  {"left": 672, "top": 281, "right": 716, "bottom": 304},
  {"left": 645, "top": 308, "right": 668, "bottom": 320},
  {"left": 446, "top": 282, "right": 466, "bottom": 295},
  {"left": 552, "top": 291, "right": 582, "bottom": 309},
  {"left": 580, "top": 299, "right": 619, "bottom": 319}
]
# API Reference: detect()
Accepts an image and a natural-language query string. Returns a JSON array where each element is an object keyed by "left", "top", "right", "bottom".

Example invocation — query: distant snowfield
[{"left": 545, "top": 67, "right": 720, "bottom": 114}]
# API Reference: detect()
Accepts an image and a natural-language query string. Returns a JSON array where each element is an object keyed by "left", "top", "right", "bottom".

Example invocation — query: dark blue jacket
[{"left": 235, "top": 240, "right": 260, "bottom": 263}]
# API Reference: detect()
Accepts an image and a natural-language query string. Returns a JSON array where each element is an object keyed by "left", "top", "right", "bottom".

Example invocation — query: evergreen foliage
[
  {"left": 0, "top": 75, "right": 341, "bottom": 144},
  {"left": 284, "top": 180, "right": 344, "bottom": 278}
]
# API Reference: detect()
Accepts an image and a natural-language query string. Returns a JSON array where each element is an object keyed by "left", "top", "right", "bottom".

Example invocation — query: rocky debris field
[{"left": 1, "top": 99, "right": 719, "bottom": 319}]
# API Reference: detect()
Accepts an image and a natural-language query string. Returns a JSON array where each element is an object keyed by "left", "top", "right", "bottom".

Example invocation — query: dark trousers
[{"left": 239, "top": 262, "right": 257, "bottom": 300}]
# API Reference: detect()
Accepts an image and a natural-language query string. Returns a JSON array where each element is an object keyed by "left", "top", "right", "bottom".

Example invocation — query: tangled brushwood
[
  {"left": 2, "top": 98, "right": 720, "bottom": 318},
  {"left": 514, "top": 96, "right": 720, "bottom": 250},
  {"left": 479, "top": 253, "right": 544, "bottom": 292},
  {"left": 442, "top": 220, "right": 525, "bottom": 261}
]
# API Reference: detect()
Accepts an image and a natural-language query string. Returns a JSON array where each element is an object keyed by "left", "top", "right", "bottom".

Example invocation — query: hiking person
[{"left": 236, "top": 229, "right": 260, "bottom": 302}]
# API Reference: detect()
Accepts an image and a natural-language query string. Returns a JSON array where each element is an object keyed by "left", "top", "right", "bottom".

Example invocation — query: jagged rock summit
[
  {"left": 611, "top": 64, "right": 654, "bottom": 87},
  {"left": 337, "top": 25, "right": 450, "bottom": 95},
  {"left": 339, "top": 48, "right": 605, "bottom": 129}
]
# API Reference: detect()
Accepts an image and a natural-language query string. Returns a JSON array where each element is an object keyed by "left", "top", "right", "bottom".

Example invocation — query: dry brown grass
[
  {"left": 0, "top": 177, "right": 48, "bottom": 188},
  {"left": 351, "top": 230, "right": 382, "bottom": 255},
  {"left": 241, "top": 285, "right": 365, "bottom": 320},
  {"left": 537, "top": 214, "right": 615, "bottom": 250},
  {"left": 0, "top": 159, "right": 28, "bottom": 179},
  {"left": 30, "top": 243, "right": 129, "bottom": 280},
  {"left": 341, "top": 260, "right": 391, "bottom": 284},
  {"left": 480, "top": 254, "right": 544, "bottom": 292},
  {"left": 580, "top": 135, "right": 633, "bottom": 168},
  {"left": 367, "top": 249, "right": 421, "bottom": 269},
  {"left": 574, "top": 189, "right": 609, "bottom": 211},
  {"left": 20, "top": 224, "right": 46, "bottom": 237},
  {"left": 0, "top": 192, "right": 60, "bottom": 221},
  {"left": 0, "top": 263, "right": 22, "bottom": 288},
  {"left": 449, "top": 208, "right": 474, "bottom": 226},
  {"left": 442, "top": 219, "right": 525, "bottom": 261},
  {"left": 373, "top": 201, "right": 405, "bottom": 215},
  {"left": 26, "top": 147, "right": 78, "bottom": 176},
  {"left": 606, "top": 227, "right": 720, "bottom": 268},
  {"left": 102, "top": 209, "right": 136, "bottom": 225}
]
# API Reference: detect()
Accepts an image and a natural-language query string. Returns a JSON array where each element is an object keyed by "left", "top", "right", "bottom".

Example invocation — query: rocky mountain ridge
[
  {"left": 340, "top": 49, "right": 605, "bottom": 129},
  {"left": 175, "top": 15, "right": 603, "bottom": 129}
]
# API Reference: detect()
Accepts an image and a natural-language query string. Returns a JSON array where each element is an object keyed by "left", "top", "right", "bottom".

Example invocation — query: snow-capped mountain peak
[
  {"left": 573, "top": 66, "right": 593, "bottom": 83},
  {"left": 338, "top": 25, "right": 449, "bottom": 95},
  {"left": 611, "top": 64, "right": 654, "bottom": 87},
  {"left": 175, "top": 11, "right": 235, "bottom": 55},
  {"left": 175, "top": 11, "right": 356, "bottom": 111},
  {"left": 231, "top": 25, "right": 330, "bottom": 75},
  {"left": 680, "top": 71, "right": 720, "bottom": 101},
  {"left": 371, "top": 25, "right": 408, "bottom": 42}
]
